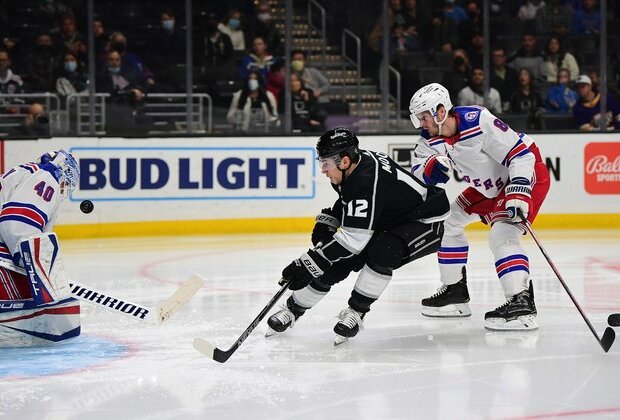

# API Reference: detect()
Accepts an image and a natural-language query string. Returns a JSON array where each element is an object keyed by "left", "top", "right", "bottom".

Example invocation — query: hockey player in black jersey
[{"left": 266, "top": 127, "right": 451, "bottom": 345}]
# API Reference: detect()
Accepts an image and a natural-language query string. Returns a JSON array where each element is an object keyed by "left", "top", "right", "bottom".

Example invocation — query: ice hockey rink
[{"left": 1, "top": 229, "right": 619, "bottom": 420}]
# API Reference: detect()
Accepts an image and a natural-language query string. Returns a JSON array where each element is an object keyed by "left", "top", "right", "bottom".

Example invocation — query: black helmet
[{"left": 316, "top": 127, "right": 360, "bottom": 162}]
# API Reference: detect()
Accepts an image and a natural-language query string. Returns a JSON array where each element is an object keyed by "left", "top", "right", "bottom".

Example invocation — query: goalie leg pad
[{"left": 20, "top": 233, "right": 70, "bottom": 304}]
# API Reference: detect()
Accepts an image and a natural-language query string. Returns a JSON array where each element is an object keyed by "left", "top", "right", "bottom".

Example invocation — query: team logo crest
[{"left": 464, "top": 111, "right": 479, "bottom": 121}]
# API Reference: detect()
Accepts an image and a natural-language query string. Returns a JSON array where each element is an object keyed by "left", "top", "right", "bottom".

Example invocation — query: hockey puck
[
  {"left": 80, "top": 200, "right": 94, "bottom": 214},
  {"left": 609, "top": 314, "right": 620, "bottom": 327}
]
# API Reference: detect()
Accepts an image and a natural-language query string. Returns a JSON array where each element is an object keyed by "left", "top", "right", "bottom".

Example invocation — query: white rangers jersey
[
  {"left": 0, "top": 162, "right": 62, "bottom": 265},
  {"left": 411, "top": 106, "right": 541, "bottom": 199}
]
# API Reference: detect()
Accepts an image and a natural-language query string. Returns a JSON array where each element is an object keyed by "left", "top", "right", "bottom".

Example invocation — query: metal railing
[
  {"left": 65, "top": 92, "right": 212, "bottom": 136},
  {"left": 0, "top": 93, "right": 62, "bottom": 137},
  {"left": 388, "top": 65, "right": 401, "bottom": 128},
  {"left": 308, "top": 0, "right": 327, "bottom": 73},
  {"left": 341, "top": 29, "right": 361, "bottom": 110}
]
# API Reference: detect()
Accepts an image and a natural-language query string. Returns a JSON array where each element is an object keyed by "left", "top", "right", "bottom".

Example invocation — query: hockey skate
[
  {"left": 421, "top": 267, "right": 471, "bottom": 317},
  {"left": 265, "top": 298, "right": 305, "bottom": 337},
  {"left": 333, "top": 307, "right": 365, "bottom": 346},
  {"left": 485, "top": 281, "right": 538, "bottom": 331}
]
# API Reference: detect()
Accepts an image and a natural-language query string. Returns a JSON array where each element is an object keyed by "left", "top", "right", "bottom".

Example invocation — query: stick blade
[
  {"left": 608, "top": 314, "right": 620, "bottom": 327},
  {"left": 601, "top": 327, "right": 615, "bottom": 353},
  {"left": 156, "top": 274, "right": 204, "bottom": 323},
  {"left": 193, "top": 338, "right": 230, "bottom": 363},
  {"left": 193, "top": 337, "right": 216, "bottom": 359}
]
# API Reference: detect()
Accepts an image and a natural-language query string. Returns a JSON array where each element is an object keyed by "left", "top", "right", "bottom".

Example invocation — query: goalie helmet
[
  {"left": 408, "top": 83, "right": 453, "bottom": 129},
  {"left": 316, "top": 127, "right": 360, "bottom": 163},
  {"left": 40, "top": 150, "right": 80, "bottom": 198}
]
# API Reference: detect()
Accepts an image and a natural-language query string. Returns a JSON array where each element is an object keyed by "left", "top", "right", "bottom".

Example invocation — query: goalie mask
[
  {"left": 408, "top": 83, "right": 453, "bottom": 129},
  {"left": 40, "top": 150, "right": 80, "bottom": 198}
]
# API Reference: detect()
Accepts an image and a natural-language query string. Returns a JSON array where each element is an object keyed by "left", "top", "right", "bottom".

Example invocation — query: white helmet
[
  {"left": 408, "top": 83, "right": 453, "bottom": 129},
  {"left": 39, "top": 150, "right": 80, "bottom": 198}
]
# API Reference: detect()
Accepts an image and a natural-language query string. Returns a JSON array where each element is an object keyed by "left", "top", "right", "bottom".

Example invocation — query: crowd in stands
[{"left": 1, "top": 0, "right": 619, "bottom": 135}]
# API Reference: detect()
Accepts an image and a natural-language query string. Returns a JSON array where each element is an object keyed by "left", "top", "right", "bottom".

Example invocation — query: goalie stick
[
  {"left": 193, "top": 278, "right": 291, "bottom": 363},
  {"left": 609, "top": 314, "right": 620, "bottom": 327},
  {"left": 519, "top": 213, "right": 615, "bottom": 353},
  {"left": 0, "top": 260, "right": 203, "bottom": 323}
]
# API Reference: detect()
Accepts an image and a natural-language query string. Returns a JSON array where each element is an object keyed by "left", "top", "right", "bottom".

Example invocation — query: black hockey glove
[
  {"left": 311, "top": 207, "right": 340, "bottom": 246},
  {"left": 279, "top": 249, "right": 331, "bottom": 290}
]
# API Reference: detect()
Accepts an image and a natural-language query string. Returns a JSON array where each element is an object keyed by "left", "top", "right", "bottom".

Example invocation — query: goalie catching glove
[
  {"left": 279, "top": 248, "right": 331, "bottom": 290},
  {"left": 311, "top": 207, "right": 340, "bottom": 246},
  {"left": 505, "top": 177, "right": 532, "bottom": 221},
  {"left": 422, "top": 154, "right": 451, "bottom": 185}
]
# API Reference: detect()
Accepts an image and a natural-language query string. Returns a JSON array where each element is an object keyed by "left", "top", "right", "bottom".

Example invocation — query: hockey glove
[
  {"left": 505, "top": 177, "right": 532, "bottom": 222},
  {"left": 422, "top": 155, "right": 451, "bottom": 185},
  {"left": 311, "top": 207, "right": 340, "bottom": 246},
  {"left": 280, "top": 249, "right": 331, "bottom": 290}
]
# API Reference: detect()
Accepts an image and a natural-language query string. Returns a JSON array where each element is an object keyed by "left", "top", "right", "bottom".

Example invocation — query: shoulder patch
[{"left": 464, "top": 111, "right": 479, "bottom": 122}]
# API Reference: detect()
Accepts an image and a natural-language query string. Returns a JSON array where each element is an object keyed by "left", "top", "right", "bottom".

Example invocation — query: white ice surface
[{"left": 1, "top": 230, "right": 619, "bottom": 420}]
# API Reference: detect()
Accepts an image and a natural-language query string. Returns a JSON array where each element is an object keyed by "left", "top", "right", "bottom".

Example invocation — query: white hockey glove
[
  {"left": 422, "top": 154, "right": 451, "bottom": 185},
  {"left": 505, "top": 177, "right": 532, "bottom": 222}
]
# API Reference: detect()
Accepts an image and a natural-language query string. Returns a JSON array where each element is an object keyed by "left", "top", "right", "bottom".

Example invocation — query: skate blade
[
  {"left": 422, "top": 303, "right": 472, "bottom": 318},
  {"left": 485, "top": 315, "right": 538, "bottom": 331},
  {"left": 334, "top": 335, "right": 349, "bottom": 346},
  {"left": 264, "top": 327, "right": 278, "bottom": 337}
]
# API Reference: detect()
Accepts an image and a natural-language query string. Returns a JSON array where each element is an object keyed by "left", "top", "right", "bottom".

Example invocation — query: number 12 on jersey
[{"left": 346, "top": 199, "right": 368, "bottom": 218}]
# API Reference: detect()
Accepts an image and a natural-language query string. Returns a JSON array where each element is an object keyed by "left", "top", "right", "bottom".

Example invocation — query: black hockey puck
[{"left": 80, "top": 200, "right": 94, "bottom": 214}]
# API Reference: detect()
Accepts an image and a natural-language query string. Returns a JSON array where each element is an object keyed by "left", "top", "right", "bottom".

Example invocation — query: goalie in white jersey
[
  {"left": 408, "top": 83, "right": 551, "bottom": 331},
  {"left": 0, "top": 150, "right": 81, "bottom": 346}
]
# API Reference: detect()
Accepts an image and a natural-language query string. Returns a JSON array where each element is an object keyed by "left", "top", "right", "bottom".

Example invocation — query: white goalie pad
[{"left": 19, "top": 232, "right": 70, "bottom": 304}]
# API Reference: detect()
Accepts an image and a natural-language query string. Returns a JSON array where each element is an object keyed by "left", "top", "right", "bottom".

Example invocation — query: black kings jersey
[{"left": 320, "top": 150, "right": 450, "bottom": 264}]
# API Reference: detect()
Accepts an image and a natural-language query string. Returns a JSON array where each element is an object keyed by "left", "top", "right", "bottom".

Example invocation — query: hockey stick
[
  {"left": 519, "top": 213, "right": 615, "bottom": 353},
  {"left": 0, "top": 260, "right": 203, "bottom": 323},
  {"left": 609, "top": 314, "right": 620, "bottom": 327},
  {"left": 193, "top": 279, "right": 291, "bottom": 363}
]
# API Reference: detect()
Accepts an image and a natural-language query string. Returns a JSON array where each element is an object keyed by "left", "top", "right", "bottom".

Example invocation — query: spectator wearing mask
[
  {"left": 542, "top": 36, "right": 579, "bottom": 83},
  {"left": 278, "top": 72, "right": 326, "bottom": 133},
  {"left": 491, "top": 46, "right": 519, "bottom": 113},
  {"left": 239, "top": 36, "right": 274, "bottom": 81},
  {"left": 510, "top": 67, "right": 545, "bottom": 129},
  {"left": 218, "top": 10, "right": 246, "bottom": 52},
  {"left": 249, "top": 2, "right": 282, "bottom": 55},
  {"left": 291, "top": 50, "right": 331, "bottom": 102},
  {"left": 202, "top": 12, "right": 233, "bottom": 68},
  {"left": 227, "top": 70, "right": 278, "bottom": 132},
  {"left": 507, "top": 32, "right": 546, "bottom": 81},
  {"left": 96, "top": 49, "right": 145, "bottom": 94},
  {"left": 149, "top": 9, "right": 185, "bottom": 92},
  {"left": 107, "top": 32, "right": 155, "bottom": 89},
  {"left": 9, "top": 102, "right": 50, "bottom": 138},
  {"left": 443, "top": 49, "right": 471, "bottom": 100},
  {"left": 55, "top": 52, "right": 88, "bottom": 97},
  {"left": 545, "top": 68, "right": 578, "bottom": 113},
  {"left": 266, "top": 59, "right": 285, "bottom": 105},
  {"left": 457, "top": 66, "right": 502, "bottom": 114},
  {"left": 25, "top": 33, "right": 61, "bottom": 92},
  {"left": 573, "top": 74, "right": 620, "bottom": 131}
]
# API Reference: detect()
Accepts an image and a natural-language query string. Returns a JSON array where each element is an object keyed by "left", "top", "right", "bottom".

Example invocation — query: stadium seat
[{"left": 540, "top": 113, "right": 575, "bottom": 131}]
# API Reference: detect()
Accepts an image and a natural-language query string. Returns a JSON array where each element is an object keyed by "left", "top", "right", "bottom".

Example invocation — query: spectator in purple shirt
[{"left": 573, "top": 74, "right": 620, "bottom": 131}]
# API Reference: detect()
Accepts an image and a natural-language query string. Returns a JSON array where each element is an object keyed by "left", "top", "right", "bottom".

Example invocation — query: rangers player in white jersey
[
  {"left": 0, "top": 150, "right": 81, "bottom": 346},
  {"left": 408, "top": 83, "right": 551, "bottom": 331}
]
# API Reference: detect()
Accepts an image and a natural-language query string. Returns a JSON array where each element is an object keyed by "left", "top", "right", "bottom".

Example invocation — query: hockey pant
[
  {"left": 291, "top": 221, "right": 444, "bottom": 314},
  {"left": 439, "top": 161, "right": 550, "bottom": 297}
]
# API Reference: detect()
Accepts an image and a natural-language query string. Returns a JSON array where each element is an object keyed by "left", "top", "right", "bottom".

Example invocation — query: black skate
[
  {"left": 265, "top": 297, "right": 305, "bottom": 337},
  {"left": 333, "top": 307, "right": 365, "bottom": 346},
  {"left": 421, "top": 267, "right": 471, "bottom": 317},
  {"left": 485, "top": 280, "right": 538, "bottom": 331}
]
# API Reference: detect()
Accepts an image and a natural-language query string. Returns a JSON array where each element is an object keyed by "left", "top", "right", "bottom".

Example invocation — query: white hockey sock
[{"left": 489, "top": 222, "right": 530, "bottom": 298}]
